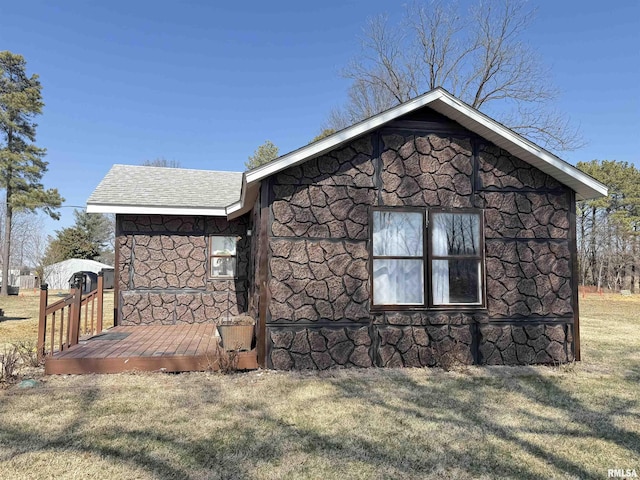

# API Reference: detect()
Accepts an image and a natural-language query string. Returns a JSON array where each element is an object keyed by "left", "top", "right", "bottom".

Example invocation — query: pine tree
[
  {"left": 246, "top": 140, "right": 279, "bottom": 169},
  {"left": 0, "top": 51, "right": 62, "bottom": 294}
]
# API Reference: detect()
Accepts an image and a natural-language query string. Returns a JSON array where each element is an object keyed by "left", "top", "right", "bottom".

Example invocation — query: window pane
[
  {"left": 211, "top": 257, "right": 236, "bottom": 278},
  {"left": 431, "top": 213, "right": 480, "bottom": 256},
  {"left": 373, "top": 211, "right": 423, "bottom": 256},
  {"left": 211, "top": 236, "right": 236, "bottom": 255},
  {"left": 432, "top": 259, "right": 481, "bottom": 304},
  {"left": 373, "top": 259, "right": 424, "bottom": 305}
]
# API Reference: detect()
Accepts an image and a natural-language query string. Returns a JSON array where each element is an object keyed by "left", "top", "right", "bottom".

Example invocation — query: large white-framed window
[
  {"left": 371, "top": 208, "right": 484, "bottom": 309},
  {"left": 209, "top": 236, "right": 237, "bottom": 278}
]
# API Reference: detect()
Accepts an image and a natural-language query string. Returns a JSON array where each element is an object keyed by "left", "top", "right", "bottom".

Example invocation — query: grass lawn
[
  {"left": 0, "top": 294, "right": 638, "bottom": 479},
  {"left": 0, "top": 289, "right": 115, "bottom": 350}
]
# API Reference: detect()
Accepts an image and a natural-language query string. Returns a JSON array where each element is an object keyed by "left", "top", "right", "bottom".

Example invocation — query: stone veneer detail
[
  {"left": 269, "top": 326, "right": 373, "bottom": 370},
  {"left": 376, "top": 325, "right": 474, "bottom": 368},
  {"left": 263, "top": 121, "right": 576, "bottom": 369},
  {"left": 114, "top": 113, "right": 578, "bottom": 368},
  {"left": 479, "top": 324, "right": 573, "bottom": 364},
  {"left": 485, "top": 240, "right": 572, "bottom": 318},
  {"left": 117, "top": 215, "right": 249, "bottom": 325},
  {"left": 380, "top": 133, "right": 474, "bottom": 208},
  {"left": 270, "top": 135, "right": 374, "bottom": 240},
  {"left": 268, "top": 239, "right": 368, "bottom": 323}
]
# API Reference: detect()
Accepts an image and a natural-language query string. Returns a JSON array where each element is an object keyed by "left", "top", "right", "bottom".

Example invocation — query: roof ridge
[{"left": 112, "top": 164, "right": 243, "bottom": 175}]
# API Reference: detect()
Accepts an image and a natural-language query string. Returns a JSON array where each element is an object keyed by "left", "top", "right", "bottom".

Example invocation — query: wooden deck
[{"left": 44, "top": 324, "right": 258, "bottom": 374}]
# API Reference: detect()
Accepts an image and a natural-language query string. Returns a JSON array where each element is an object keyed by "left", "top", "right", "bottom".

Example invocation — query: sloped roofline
[
  {"left": 86, "top": 164, "right": 240, "bottom": 216},
  {"left": 227, "top": 87, "right": 607, "bottom": 217}
]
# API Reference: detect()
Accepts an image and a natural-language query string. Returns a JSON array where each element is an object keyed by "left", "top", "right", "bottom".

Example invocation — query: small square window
[{"left": 209, "top": 236, "right": 236, "bottom": 278}]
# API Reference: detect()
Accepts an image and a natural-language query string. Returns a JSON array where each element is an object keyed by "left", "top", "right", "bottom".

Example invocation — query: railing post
[
  {"left": 37, "top": 283, "right": 49, "bottom": 361},
  {"left": 69, "top": 273, "right": 83, "bottom": 345},
  {"left": 97, "top": 270, "right": 104, "bottom": 333}
]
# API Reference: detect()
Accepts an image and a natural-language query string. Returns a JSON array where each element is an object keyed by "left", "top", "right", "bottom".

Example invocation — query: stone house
[{"left": 87, "top": 88, "right": 607, "bottom": 369}]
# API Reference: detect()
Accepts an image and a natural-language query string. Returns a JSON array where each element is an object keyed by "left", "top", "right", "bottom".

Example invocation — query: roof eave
[
  {"left": 226, "top": 180, "right": 259, "bottom": 219},
  {"left": 244, "top": 89, "right": 446, "bottom": 186},
  {"left": 238, "top": 87, "right": 607, "bottom": 207},
  {"left": 87, "top": 203, "right": 228, "bottom": 217},
  {"left": 429, "top": 94, "right": 608, "bottom": 200}
]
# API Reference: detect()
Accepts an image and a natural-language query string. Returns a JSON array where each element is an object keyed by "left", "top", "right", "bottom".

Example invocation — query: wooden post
[
  {"left": 97, "top": 270, "right": 104, "bottom": 333},
  {"left": 114, "top": 215, "right": 120, "bottom": 327},
  {"left": 257, "top": 184, "right": 270, "bottom": 368},
  {"left": 569, "top": 191, "right": 581, "bottom": 361},
  {"left": 37, "top": 283, "right": 49, "bottom": 361},
  {"left": 69, "top": 273, "right": 83, "bottom": 345}
]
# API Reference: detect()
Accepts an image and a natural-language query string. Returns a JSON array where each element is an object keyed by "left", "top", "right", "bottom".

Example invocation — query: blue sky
[{"left": 1, "top": 0, "right": 638, "bottom": 233}]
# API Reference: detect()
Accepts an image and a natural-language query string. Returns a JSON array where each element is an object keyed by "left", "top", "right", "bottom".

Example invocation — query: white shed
[{"left": 44, "top": 259, "right": 114, "bottom": 290}]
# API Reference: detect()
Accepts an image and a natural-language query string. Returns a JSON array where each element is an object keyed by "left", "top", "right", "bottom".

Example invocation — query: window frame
[
  {"left": 427, "top": 208, "right": 486, "bottom": 308},
  {"left": 370, "top": 207, "right": 427, "bottom": 307},
  {"left": 369, "top": 206, "right": 486, "bottom": 311},
  {"left": 208, "top": 235, "right": 238, "bottom": 279}
]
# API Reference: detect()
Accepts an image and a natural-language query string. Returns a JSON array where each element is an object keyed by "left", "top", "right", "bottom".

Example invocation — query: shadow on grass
[
  {"left": 0, "top": 317, "right": 29, "bottom": 322},
  {"left": 0, "top": 367, "right": 638, "bottom": 479},
  {"left": 332, "top": 367, "right": 639, "bottom": 478},
  {"left": 624, "top": 363, "right": 640, "bottom": 383}
]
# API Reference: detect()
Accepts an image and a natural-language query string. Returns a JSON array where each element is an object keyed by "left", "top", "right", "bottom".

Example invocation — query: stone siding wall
[
  {"left": 269, "top": 239, "right": 368, "bottom": 323},
  {"left": 479, "top": 323, "right": 573, "bottom": 364},
  {"left": 269, "top": 326, "right": 373, "bottom": 370},
  {"left": 117, "top": 215, "right": 249, "bottom": 325},
  {"left": 376, "top": 325, "right": 474, "bottom": 368},
  {"left": 379, "top": 133, "right": 474, "bottom": 208},
  {"left": 264, "top": 116, "right": 576, "bottom": 369}
]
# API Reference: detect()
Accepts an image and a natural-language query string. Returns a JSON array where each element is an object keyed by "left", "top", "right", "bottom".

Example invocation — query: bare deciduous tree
[
  {"left": 142, "top": 157, "right": 181, "bottom": 168},
  {"left": 0, "top": 202, "right": 46, "bottom": 272},
  {"left": 328, "top": 0, "right": 583, "bottom": 152}
]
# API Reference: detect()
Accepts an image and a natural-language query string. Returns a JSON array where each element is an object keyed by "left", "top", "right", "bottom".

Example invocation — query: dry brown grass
[
  {"left": 0, "top": 289, "right": 115, "bottom": 349},
  {"left": 0, "top": 293, "right": 638, "bottom": 479}
]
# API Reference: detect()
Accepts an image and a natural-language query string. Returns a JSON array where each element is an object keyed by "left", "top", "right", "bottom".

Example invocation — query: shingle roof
[{"left": 87, "top": 165, "right": 242, "bottom": 214}]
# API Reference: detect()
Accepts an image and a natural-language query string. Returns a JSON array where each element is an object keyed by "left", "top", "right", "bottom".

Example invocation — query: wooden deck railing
[{"left": 37, "top": 271, "right": 105, "bottom": 361}]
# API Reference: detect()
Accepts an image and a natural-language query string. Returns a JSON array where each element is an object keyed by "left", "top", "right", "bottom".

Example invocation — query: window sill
[{"left": 371, "top": 305, "right": 487, "bottom": 313}]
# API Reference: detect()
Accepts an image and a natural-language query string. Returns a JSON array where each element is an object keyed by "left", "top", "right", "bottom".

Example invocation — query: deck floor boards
[{"left": 44, "top": 325, "right": 258, "bottom": 374}]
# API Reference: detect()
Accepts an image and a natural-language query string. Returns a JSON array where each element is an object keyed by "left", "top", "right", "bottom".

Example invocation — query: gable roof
[
  {"left": 86, "top": 88, "right": 607, "bottom": 218},
  {"left": 227, "top": 87, "right": 607, "bottom": 218},
  {"left": 87, "top": 164, "right": 242, "bottom": 216}
]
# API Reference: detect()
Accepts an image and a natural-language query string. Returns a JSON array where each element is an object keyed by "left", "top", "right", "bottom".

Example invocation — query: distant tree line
[{"left": 577, "top": 160, "right": 640, "bottom": 292}]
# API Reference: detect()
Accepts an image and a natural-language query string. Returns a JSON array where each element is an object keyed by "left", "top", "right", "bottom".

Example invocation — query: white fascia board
[
  {"left": 237, "top": 87, "right": 606, "bottom": 211},
  {"left": 227, "top": 173, "right": 248, "bottom": 216},
  {"left": 433, "top": 94, "right": 608, "bottom": 198},
  {"left": 225, "top": 200, "right": 242, "bottom": 216},
  {"left": 226, "top": 182, "right": 259, "bottom": 219},
  {"left": 86, "top": 203, "right": 227, "bottom": 216},
  {"left": 244, "top": 89, "right": 444, "bottom": 185},
  {"left": 225, "top": 173, "right": 248, "bottom": 219}
]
